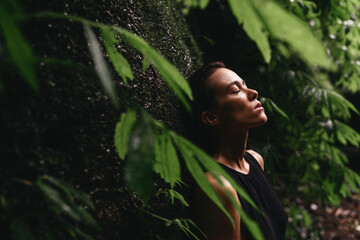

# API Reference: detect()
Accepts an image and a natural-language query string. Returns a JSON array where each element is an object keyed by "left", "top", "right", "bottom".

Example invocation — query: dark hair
[{"left": 188, "top": 61, "right": 226, "bottom": 154}]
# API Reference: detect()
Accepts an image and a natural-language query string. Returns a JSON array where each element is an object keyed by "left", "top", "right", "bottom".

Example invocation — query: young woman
[{"left": 189, "top": 62, "right": 287, "bottom": 240}]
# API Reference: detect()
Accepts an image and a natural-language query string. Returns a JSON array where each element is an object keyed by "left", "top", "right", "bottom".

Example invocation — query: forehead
[{"left": 208, "top": 68, "right": 244, "bottom": 89}]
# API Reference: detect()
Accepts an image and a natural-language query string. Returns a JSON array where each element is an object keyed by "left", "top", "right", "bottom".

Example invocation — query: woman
[{"left": 189, "top": 62, "right": 287, "bottom": 240}]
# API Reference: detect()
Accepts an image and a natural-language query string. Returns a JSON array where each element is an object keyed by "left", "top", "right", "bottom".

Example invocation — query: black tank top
[{"left": 218, "top": 152, "right": 288, "bottom": 240}]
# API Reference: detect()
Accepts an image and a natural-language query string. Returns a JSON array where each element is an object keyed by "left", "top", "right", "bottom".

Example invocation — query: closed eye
[{"left": 228, "top": 80, "right": 246, "bottom": 93}]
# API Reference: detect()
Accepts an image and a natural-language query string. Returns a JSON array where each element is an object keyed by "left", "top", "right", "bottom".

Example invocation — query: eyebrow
[{"left": 227, "top": 80, "right": 246, "bottom": 89}]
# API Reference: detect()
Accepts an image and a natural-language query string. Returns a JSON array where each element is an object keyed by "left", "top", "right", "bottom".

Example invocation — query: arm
[
  {"left": 246, "top": 150, "right": 264, "bottom": 171},
  {"left": 194, "top": 172, "right": 241, "bottom": 240}
]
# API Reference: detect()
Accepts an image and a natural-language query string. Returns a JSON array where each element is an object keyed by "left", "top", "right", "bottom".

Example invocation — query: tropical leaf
[
  {"left": 199, "top": 0, "right": 210, "bottom": 9},
  {"left": 171, "top": 131, "right": 231, "bottom": 222},
  {"left": 344, "top": 167, "right": 360, "bottom": 194},
  {"left": 0, "top": 0, "right": 37, "bottom": 90},
  {"left": 173, "top": 133, "right": 258, "bottom": 208},
  {"left": 262, "top": 97, "right": 289, "bottom": 120},
  {"left": 84, "top": 24, "right": 119, "bottom": 108},
  {"left": 340, "top": 183, "right": 352, "bottom": 198},
  {"left": 142, "top": 55, "right": 151, "bottom": 72},
  {"left": 327, "top": 89, "right": 359, "bottom": 118},
  {"left": 113, "top": 27, "right": 193, "bottom": 111},
  {"left": 227, "top": 0, "right": 331, "bottom": 67},
  {"left": 303, "top": 84, "right": 359, "bottom": 119},
  {"left": 36, "top": 176, "right": 96, "bottom": 225},
  {"left": 254, "top": 0, "right": 331, "bottom": 68},
  {"left": 334, "top": 120, "right": 360, "bottom": 147},
  {"left": 101, "top": 27, "right": 133, "bottom": 84},
  {"left": 228, "top": 0, "right": 271, "bottom": 63},
  {"left": 166, "top": 218, "right": 206, "bottom": 240},
  {"left": 42, "top": 175, "right": 95, "bottom": 211},
  {"left": 153, "top": 131, "right": 181, "bottom": 187},
  {"left": 33, "top": 13, "right": 193, "bottom": 110},
  {"left": 324, "top": 144, "right": 348, "bottom": 167},
  {"left": 170, "top": 131, "right": 264, "bottom": 239},
  {"left": 166, "top": 189, "right": 189, "bottom": 206},
  {"left": 323, "top": 179, "right": 341, "bottom": 205},
  {"left": 37, "top": 179, "right": 82, "bottom": 222},
  {"left": 241, "top": 210, "right": 265, "bottom": 240},
  {"left": 124, "top": 111, "right": 154, "bottom": 199},
  {"left": 114, "top": 108, "right": 137, "bottom": 159}
]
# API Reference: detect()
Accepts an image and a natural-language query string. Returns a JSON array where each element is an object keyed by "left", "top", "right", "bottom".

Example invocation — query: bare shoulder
[
  {"left": 195, "top": 172, "right": 241, "bottom": 240},
  {"left": 246, "top": 150, "right": 264, "bottom": 171},
  {"left": 204, "top": 172, "right": 237, "bottom": 195}
]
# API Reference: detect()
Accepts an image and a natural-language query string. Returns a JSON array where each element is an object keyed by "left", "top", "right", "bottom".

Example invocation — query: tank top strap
[{"left": 245, "top": 151, "right": 263, "bottom": 172}]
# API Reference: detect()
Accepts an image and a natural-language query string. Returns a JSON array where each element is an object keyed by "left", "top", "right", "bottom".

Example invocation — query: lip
[{"left": 254, "top": 102, "right": 262, "bottom": 109}]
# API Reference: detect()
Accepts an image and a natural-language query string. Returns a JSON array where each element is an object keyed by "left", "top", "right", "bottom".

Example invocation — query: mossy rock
[{"left": 0, "top": 0, "right": 202, "bottom": 239}]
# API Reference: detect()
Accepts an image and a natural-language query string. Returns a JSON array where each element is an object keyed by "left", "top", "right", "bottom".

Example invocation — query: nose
[{"left": 248, "top": 88, "right": 258, "bottom": 100}]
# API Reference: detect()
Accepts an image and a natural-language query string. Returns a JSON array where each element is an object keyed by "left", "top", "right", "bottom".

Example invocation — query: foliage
[
  {"left": 1, "top": 176, "right": 97, "bottom": 240},
  {"left": 2, "top": 0, "right": 360, "bottom": 239},
  {"left": 286, "top": 205, "right": 315, "bottom": 240},
  {"left": 0, "top": 0, "right": 37, "bottom": 90},
  {"left": 1, "top": 0, "right": 202, "bottom": 239},
  {"left": 185, "top": 0, "right": 360, "bottom": 238},
  {"left": 31, "top": 11, "right": 263, "bottom": 239}
]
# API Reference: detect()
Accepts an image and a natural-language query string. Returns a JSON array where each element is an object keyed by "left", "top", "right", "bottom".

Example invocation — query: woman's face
[{"left": 207, "top": 68, "right": 267, "bottom": 130}]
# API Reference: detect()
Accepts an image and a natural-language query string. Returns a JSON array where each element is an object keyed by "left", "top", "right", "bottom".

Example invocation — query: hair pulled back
[{"left": 188, "top": 61, "right": 226, "bottom": 154}]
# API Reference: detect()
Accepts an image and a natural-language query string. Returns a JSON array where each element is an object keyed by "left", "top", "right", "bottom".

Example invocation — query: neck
[{"left": 213, "top": 128, "right": 249, "bottom": 172}]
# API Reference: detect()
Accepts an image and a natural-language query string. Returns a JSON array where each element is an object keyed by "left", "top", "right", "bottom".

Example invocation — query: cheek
[{"left": 218, "top": 102, "right": 248, "bottom": 123}]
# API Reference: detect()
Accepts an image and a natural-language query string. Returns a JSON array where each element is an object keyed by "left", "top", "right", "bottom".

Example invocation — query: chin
[
  {"left": 262, "top": 114, "right": 268, "bottom": 124},
  {"left": 253, "top": 114, "right": 268, "bottom": 128}
]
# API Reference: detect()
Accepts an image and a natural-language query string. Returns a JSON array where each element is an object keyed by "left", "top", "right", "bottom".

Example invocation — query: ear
[{"left": 201, "top": 110, "right": 219, "bottom": 126}]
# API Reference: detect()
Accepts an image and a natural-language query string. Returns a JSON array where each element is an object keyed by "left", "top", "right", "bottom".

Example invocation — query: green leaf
[
  {"left": 153, "top": 131, "right": 181, "bottom": 187},
  {"left": 171, "top": 132, "right": 232, "bottom": 223},
  {"left": 37, "top": 176, "right": 97, "bottom": 226},
  {"left": 263, "top": 98, "right": 289, "bottom": 120},
  {"left": 301, "top": 209, "right": 311, "bottom": 227},
  {"left": 255, "top": 0, "right": 331, "bottom": 68},
  {"left": 142, "top": 55, "right": 151, "bottom": 72},
  {"left": 113, "top": 27, "right": 193, "bottom": 111},
  {"left": 241, "top": 210, "right": 265, "bottom": 240},
  {"left": 171, "top": 219, "right": 205, "bottom": 240},
  {"left": 114, "top": 108, "right": 137, "bottom": 159},
  {"left": 0, "top": 1, "right": 37, "bottom": 90},
  {"left": 344, "top": 167, "right": 360, "bottom": 194},
  {"left": 303, "top": 84, "right": 359, "bottom": 119},
  {"left": 84, "top": 24, "right": 119, "bottom": 108},
  {"left": 124, "top": 111, "right": 154, "bottom": 199},
  {"left": 170, "top": 132, "right": 263, "bottom": 240},
  {"left": 228, "top": 0, "right": 331, "bottom": 67},
  {"left": 37, "top": 180, "right": 82, "bottom": 222},
  {"left": 167, "top": 189, "right": 189, "bottom": 206},
  {"left": 101, "top": 27, "right": 133, "bottom": 84},
  {"left": 228, "top": 0, "right": 271, "bottom": 63},
  {"left": 327, "top": 89, "right": 359, "bottom": 118},
  {"left": 334, "top": 120, "right": 360, "bottom": 147},
  {"left": 340, "top": 183, "right": 351, "bottom": 197},
  {"left": 42, "top": 175, "right": 96, "bottom": 211},
  {"left": 199, "top": 0, "right": 210, "bottom": 9},
  {"left": 173, "top": 134, "right": 258, "bottom": 209},
  {"left": 31, "top": 13, "right": 192, "bottom": 110}
]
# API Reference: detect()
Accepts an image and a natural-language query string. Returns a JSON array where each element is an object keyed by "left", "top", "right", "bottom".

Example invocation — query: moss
[{"left": 1, "top": 0, "right": 202, "bottom": 239}]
